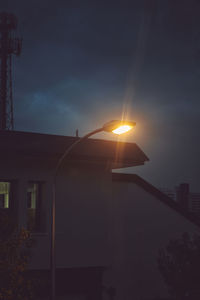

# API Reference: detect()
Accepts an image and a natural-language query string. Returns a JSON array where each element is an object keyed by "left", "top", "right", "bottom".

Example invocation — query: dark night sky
[{"left": 1, "top": 0, "right": 200, "bottom": 191}]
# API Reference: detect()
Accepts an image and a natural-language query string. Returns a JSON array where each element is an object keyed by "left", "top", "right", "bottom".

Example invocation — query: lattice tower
[{"left": 0, "top": 12, "right": 22, "bottom": 130}]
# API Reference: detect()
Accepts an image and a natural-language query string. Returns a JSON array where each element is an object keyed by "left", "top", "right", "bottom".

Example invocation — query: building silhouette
[
  {"left": 161, "top": 183, "right": 200, "bottom": 219},
  {"left": 0, "top": 130, "right": 199, "bottom": 300}
]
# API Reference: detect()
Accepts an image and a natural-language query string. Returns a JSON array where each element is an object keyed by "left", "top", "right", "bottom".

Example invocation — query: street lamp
[{"left": 51, "top": 120, "right": 136, "bottom": 300}]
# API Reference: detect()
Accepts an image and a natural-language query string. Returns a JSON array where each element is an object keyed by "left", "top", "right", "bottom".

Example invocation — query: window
[
  {"left": 0, "top": 182, "right": 10, "bottom": 209},
  {"left": 27, "top": 182, "right": 44, "bottom": 232}
]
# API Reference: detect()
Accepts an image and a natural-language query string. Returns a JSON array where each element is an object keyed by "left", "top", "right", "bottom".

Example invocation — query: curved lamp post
[{"left": 51, "top": 120, "right": 136, "bottom": 300}]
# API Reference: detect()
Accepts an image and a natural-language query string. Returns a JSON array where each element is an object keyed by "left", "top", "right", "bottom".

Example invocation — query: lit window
[
  {"left": 27, "top": 182, "right": 44, "bottom": 232},
  {"left": 0, "top": 182, "right": 10, "bottom": 209}
]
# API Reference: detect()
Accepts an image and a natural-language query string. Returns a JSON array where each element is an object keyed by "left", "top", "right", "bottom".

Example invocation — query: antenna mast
[{"left": 0, "top": 12, "right": 22, "bottom": 130}]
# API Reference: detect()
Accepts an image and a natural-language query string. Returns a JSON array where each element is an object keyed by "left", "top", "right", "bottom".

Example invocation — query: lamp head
[{"left": 102, "top": 120, "right": 136, "bottom": 135}]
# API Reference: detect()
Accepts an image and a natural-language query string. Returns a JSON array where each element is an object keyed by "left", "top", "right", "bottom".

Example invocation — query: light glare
[{"left": 112, "top": 125, "right": 133, "bottom": 135}]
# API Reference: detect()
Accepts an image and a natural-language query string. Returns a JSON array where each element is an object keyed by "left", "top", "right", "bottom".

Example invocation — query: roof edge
[{"left": 112, "top": 173, "right": 200, "bottom": 228}]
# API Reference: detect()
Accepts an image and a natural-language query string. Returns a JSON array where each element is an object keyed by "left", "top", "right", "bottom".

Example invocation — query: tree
[
  {"left": 157, "top": 232, "right": 200, "bottom": 300},
  {"left": 0, "top": 210, "right": 34, "bottom": 300}
]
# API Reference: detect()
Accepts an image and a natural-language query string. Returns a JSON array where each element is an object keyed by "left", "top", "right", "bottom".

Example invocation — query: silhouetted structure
[
  {"left": 0, "top": 12, "right": 22, "bottom": 130},
  {"left": 176, "top": 183, "right": 190, "bottom": 211},
  {"left": 0, "top": 130, "right": 199, "bottom": 299},
  {"left": 190, "top": 193, "right": 200, "bottom": 218},
  {"left": 162, "top": 184, "right": 200, "bottom": 219}
]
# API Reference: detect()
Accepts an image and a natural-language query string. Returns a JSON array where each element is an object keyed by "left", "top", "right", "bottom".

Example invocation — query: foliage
[
  {"left": 0, "top": 211, "right": 34, "bottom": 300},
  {"left": 157, "top": 232, "right": 200, "bottom": 300}
]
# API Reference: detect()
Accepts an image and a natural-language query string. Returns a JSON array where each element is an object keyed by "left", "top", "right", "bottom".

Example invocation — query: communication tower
[{"left": 0, "top": 12, "right": 22, "bottom": 130}]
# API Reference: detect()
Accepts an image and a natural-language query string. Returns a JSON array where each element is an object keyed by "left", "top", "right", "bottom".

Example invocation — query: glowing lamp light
[
  {"left": 102, "top": 120, "right": 136, "bottom": 135},
  {"left": 112, "top": 124, "right": 133, "bottom": 135}
]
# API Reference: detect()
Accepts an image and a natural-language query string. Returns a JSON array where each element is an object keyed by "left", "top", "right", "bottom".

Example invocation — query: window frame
[
  {"left": 0, "top": 179, "right": 18, "bottom": 225},
  {"left": 27, "top": 181, "right": 45, "bottom": 233}
]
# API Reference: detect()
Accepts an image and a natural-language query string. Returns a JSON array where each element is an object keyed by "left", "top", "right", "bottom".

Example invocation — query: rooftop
[
  {"left": 0, "top": 130, "right": 149, "bottom": 169},
  {"left": 112, "top": 173, "right": 200, "bottom": 227}
]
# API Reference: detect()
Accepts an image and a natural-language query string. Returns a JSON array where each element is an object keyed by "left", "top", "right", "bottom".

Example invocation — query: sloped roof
[
  {"left": 112, "top": 173, "right": 200, "bottom": 227},
  {"left": 0, "top": 130, "right": 149, "bottom": 169}
]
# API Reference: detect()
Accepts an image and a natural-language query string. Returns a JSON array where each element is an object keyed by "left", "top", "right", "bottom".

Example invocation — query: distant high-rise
[
  {"left": 161, "top": 183, "right": 200, "bottom": 219},
  {"left": 176, "top": 183, "right": 190, "bottom": 211},
  {"left": 0, "top": 12, "right": 22, "bottom": 130},
  {"left": 190, "top": 193, "right": 200, "bottom": 218}
]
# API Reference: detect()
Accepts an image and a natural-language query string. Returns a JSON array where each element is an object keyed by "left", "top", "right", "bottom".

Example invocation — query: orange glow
[{"left": 112, "top": 124, "right": 133, "bottom": 135}]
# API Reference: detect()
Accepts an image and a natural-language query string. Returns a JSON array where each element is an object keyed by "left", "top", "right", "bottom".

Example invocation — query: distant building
[
  {"left": 176, "top": 183, "right": 190, "bottom": 211},
  {"left": 190, "top": 192, "right": 200, "bottom": 218},
  {"left": 161, "top": 184, "right": 200, "bottom": 219},
  {"left": 0, "top": 130, "right": 199, "bottom": 300}
]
